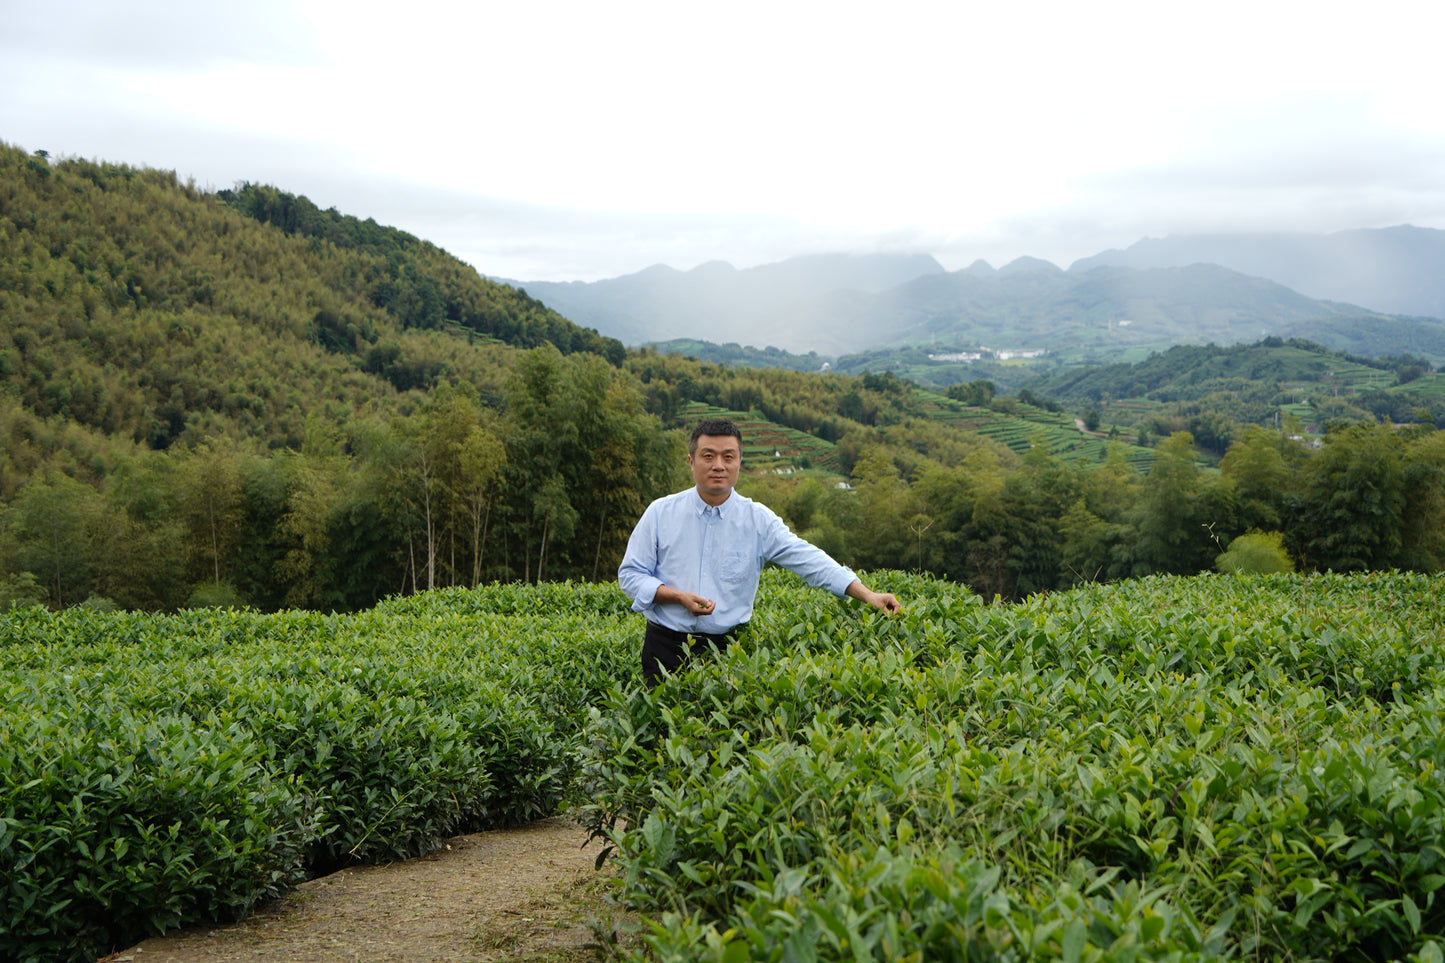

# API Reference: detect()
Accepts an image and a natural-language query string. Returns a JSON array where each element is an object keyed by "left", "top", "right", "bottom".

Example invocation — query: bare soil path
[{"left": 107, "top": 818, "right": 636, "bottom": 963}]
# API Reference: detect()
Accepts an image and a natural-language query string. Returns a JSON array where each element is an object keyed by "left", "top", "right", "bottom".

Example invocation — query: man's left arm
[{"left": 760, "top": 507, "right": 901, "bottom": 613}]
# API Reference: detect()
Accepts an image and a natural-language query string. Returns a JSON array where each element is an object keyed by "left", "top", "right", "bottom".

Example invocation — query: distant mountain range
[
  {"left": 496, "top": 252, "right": 945, "bottom": 351},
  {"left": 1071, "top": 225, "right": 1445, "bottom": 320},
  {"left": 500, "top": 226, "right": 1445, "bottom": 361}
]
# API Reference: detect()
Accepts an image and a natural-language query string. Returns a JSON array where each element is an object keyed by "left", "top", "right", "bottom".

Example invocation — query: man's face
[{"left": 689, "top": 434, "right": 741, "bottom": 503}]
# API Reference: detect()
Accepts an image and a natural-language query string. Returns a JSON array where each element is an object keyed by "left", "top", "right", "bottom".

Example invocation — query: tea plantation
[
  {"left": 1, "top": 581, "right": 638, "bottom": 961},
  {"left": 5, "top": 570, "right": 1445, "bottom": 962}
]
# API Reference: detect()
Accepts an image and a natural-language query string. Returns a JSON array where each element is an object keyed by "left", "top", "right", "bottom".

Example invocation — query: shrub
[
  {"left": 0, "top": 571, "right": 44, "bottom": 609},
  {"left": 1, "top": 706, "right": 311, "bottom": 963},
  {"left": 584, "top": 570, "right": 1445, "bottom": 962},
  {"left": 1215, "top": 530, "right": 1294, "bottom": 574},
  {"left": 186, "top": 580, "right": 247, "bottom": 609}
]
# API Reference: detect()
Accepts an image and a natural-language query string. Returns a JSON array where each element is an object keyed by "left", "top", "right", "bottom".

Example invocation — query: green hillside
[
  {"left": 1021, "top": 338, "right": 1445, "bottom": 445},
  {"left": 4, "top": 143, "right": 1445, "bottom": 614},
  {"left": 914, "top": 389, "right": 1157, "bottom": 471},
  {"left": 649, "top": 338, "right": 830, "bottom": 374},
  {"left": 1026, "top": 339, "right": 1386, "bottom": 401},
  {"left": 1276, "top": 313, "right": 1445, "bottom": 360},
  {"left": 0, "top": 143, "right": 621, "bottom": 460},
  {"left": 676, "top": 400, "right": 845, "bottom": 473},
  {"left": 216, "top": 182, "right": 626, "bottom": 362},
  {"left": 670, "top": 377, "right": 1156, "bottom": 475}
]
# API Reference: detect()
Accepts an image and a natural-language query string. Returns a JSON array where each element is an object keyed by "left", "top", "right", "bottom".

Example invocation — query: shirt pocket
[{"left": 719, "top": 548, "right": 752, "bottom": 583}]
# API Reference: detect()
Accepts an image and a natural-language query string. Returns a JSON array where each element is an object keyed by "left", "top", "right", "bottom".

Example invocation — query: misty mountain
[
  {"left": 496, "top": 252, "right": 945, "bottom": 351},
  {"left": 815, "top": 261, "right": 1391, "bottom": 355},
  {"left": 1069, "top": 225, "right": 1445, "bottom": 320},
  {"left": 522, "top": 256, "right": 1405, "bottom": 357},
  {"left": 502, "top": 229, "right": 1444, "bottom": 360}
]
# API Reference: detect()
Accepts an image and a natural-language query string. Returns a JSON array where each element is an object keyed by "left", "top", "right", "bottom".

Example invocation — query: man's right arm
[
  {"left": 618, "top": 501, "right": 716, "bottom": 617},
  {"left": 617, "top": 504, "right": 664, "bottom": 607}
]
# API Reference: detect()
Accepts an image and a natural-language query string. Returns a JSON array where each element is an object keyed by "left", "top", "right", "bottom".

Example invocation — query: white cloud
[
  {"left": 3, "top": 0, "right": 1443, "bottom": 280},
  {"left": 1, "top": 0, "right": 315, "bottom": 68}
]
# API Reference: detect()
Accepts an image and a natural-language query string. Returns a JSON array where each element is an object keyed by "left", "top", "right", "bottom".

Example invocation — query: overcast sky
[{"left": 4, "top": 0, "right": 1443, "bottom": 281}]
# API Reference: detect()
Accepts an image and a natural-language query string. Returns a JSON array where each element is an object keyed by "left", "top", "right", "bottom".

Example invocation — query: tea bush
[
  {"left": 0, "top": 580, "right": 642, "bottom": 962},
  {"left": 2, "top": 703, "right": 309, "bottom": 961},
  {"left": 7, "top": 568, "right": 1444, "bottom": 962},
  {"left": 585, "top": 569, "right": 1445, "bottom": 962}
]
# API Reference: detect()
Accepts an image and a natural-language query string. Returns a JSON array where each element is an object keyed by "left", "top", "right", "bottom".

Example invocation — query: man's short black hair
[{"left": 689, "top": 418, "right": 742, "bottom": 455}]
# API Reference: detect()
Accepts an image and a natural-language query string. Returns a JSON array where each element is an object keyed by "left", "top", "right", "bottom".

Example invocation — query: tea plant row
[
  {"left": 582, "top": 570, "right": 1445, "bottom": 962},
  {"left": 0, "top": 580, "right": 639, "bottom": 963},
  {"left": 8, "top": 567, "right": 1444, "bottom": 962}
]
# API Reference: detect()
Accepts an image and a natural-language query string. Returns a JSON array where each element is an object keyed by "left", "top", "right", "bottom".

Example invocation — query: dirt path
[{"left": 109, "top": 818, "right": 637, "bottom": 963}]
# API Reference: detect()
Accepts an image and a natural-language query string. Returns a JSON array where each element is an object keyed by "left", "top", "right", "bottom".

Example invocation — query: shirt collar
[{"left": 690, "top": 488, "right": 734, "bottom": 517}]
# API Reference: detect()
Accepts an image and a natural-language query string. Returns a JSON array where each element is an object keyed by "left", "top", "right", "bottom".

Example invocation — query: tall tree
[
  {"left": 274, "top": 450, "right": 351, "bottom": 608},
  {"left": 97, "top": 451, "right": 186, "bottom": 609},
  {"left": 999, "top": 448, "right": 1081, "bottom": 595},
  {"left": 1399, "top": 428, "right": 1445, "bottom": 571},
  {"left": 456, "top": 424, "right": 506, "bottom": 587},
  {"left": 1297, "top": 424, "right": 1406, "bottom": 572},
  {"left": 176, "top": 442, "right": 248, "bottom": 588},
  {"left": 1398, "top": 428, "right": 1445, "bottom": 569},
  {"left": 848, "top": 447, "right": 919, "bottom": 572},
  {"left": 499, "top": 346, "right": 677, "bottom": 583},
  {"left": 1123, "top": 431, "right": 1210, "bottom": 576},
  {"left": 388, "top": 386, "right": 483, "bottom": 590},
  {"left": 1219, "top": 426, "right": 1305, "bottom": 532},
  {"left": 501, "top": 347, "right": 580, "bottom": 582},
  {"left": 0, "top": 468, "right": 102, "bottom": 606}
]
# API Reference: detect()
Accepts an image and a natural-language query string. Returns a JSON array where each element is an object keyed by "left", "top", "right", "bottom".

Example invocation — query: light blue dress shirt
[{"left": 618, "top": 487, "right": 858, "bottom": 635}]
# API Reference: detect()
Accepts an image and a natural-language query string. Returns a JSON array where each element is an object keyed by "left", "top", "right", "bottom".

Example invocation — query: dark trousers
[{"left": 641, "top": 620, "right": 746, "bottom": 687}]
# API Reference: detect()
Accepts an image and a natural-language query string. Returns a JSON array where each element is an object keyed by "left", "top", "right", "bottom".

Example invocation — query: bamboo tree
[
  {"left": 456, "top": 425, "right": 506, "bottom": 587},
  {"left": 96, "top": 450, "right": 186, "bottom": 609},
  {"left": 0, "top": 467, "right": 102, "bottom": 606},
  {"left": 1297, "top": 423, "right": 1406, "bottom": 571},
  {"left": 1123, "top": 431, "right": 1209, "bottom": 576},
  {"left": 176, "top": 441, "right": 248, "bottom": 588},
  {"left": 274, "top": 450, "right": 350, "bottom": 608},
  {"left": 1400, "top": 428, "right": 1445, "bottom": 570}
]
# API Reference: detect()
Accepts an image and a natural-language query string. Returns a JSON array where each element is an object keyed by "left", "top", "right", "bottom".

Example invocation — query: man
[{"left": 618, "top": 418, "right": 901, "bottom": 686}]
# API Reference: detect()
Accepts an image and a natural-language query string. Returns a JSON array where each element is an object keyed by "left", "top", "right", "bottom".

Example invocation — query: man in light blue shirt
[{"left": 619, "top": 418, "right": 901, "bottom": 685}]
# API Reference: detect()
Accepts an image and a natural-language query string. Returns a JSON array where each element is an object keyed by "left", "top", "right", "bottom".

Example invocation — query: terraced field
[
  {"left": 916, "top": 392, "right": 1158, "bottom": 470},
  {"left": 677, "top": 400, "right": 844, "bottom": 473}
]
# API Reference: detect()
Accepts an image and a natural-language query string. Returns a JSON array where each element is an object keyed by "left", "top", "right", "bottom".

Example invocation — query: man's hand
[
  {"left": 654, "top": 584, "right": 717, "bottom": 616},
  {"left": 846, "top": 580, "right": 902, "bottom": 614},
  {"left": 678, "top": 592, "right": 717, "bottom": 616}
]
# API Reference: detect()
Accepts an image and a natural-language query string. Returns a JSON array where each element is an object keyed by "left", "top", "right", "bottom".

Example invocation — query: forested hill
[
  {"left": 216, "top": 182, "right": 624, "bottom": 363},
  {"left": 0, "top": 143, "right": 620, "bottom": 456},
  {"left": 5, "top": 143, "right": 1445, "bottom": 618},
  {"left": 1021, "top": 338, "right": 1436, "bottom": 405}
]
